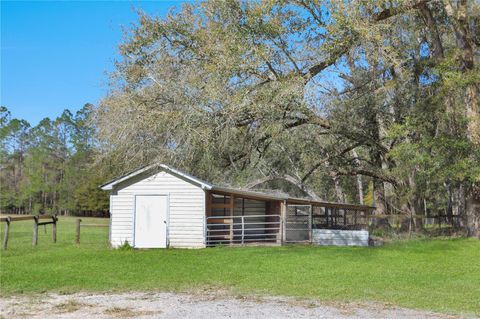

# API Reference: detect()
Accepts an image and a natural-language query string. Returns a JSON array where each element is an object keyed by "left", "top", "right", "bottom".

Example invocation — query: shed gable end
[{"left": 110, "top": 170, "right": 206, "bottom": 248}]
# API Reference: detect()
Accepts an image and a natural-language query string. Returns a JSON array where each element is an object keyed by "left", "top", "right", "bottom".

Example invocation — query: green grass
[{"left": 1, "top": 217, "right": 479, "bottom": 316}]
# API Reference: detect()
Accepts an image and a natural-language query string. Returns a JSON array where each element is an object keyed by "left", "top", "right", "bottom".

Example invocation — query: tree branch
[
  {"left": 245, "top": 174, "right": 322, "bottom": 200},
  {"left": 303, "top": 45, "right": 350, "bottom": 82},
  {"left": 372, "top": 0, "right": 431, "bottom": 22},
  {"left": 304, "top": 1, "right": 433, "bottom": 82}
]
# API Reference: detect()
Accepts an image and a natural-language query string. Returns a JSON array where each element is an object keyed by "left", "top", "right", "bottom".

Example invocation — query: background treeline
[{"left": 0, "top": 105, "right": 109, "bottom": 216}]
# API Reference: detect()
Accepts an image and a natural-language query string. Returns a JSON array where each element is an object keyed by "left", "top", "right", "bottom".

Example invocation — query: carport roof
[{"left": 100, "top": 164, "right": 374, "bottom": 211}]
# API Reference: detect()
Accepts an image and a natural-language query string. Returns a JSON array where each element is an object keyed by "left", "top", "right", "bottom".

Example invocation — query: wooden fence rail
[
  {"left": 1, "top": 215, "right": 57, "bottom": 250},
  {"left": 75, "top": 218, "right": 109, "bottom": 245}
]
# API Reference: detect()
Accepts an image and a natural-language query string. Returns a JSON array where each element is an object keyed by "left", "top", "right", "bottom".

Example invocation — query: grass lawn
[{"left": 0, "top": 216, "right": 479, "bottom": 316}]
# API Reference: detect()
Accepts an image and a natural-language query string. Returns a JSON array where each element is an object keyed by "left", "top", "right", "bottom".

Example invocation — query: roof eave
[
  {"left": 99, "top": 163, "right": 213, "bottom": 191},
  {"left": 100, "top": 164, "right": 157, "bottom": 191},
  {"left": 158, "top": 164, "right": 212, "bottom": 190},
  {"left": 210, "top": 186, "right": 288, "bottom": 201}
]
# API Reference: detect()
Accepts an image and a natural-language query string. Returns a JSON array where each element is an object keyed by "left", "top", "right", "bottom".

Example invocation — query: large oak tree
[{"left": 96, "top": 0, "right": 480, "bottom": 236}]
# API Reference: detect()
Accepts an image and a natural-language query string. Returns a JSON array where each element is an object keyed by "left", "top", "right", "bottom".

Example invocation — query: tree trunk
[
  {"left": 418, "top": 1, "right": 444, "bottom": 59},
  {"left": 463, "top": 77, "right": 480, "bottom": 237},
  {"left": 407, "top": 174, "right": 424, "bottom": 231},
  {"left": 245, "top": 173, "right": 322, "bottom": 201},
  {"left": 465, "top": 184, "right": 480, "bottom": 238},
  {"left": 352, "top": 150, "right": 364, "bottom": 205},
  {"left": 451, "top": 183, "right": 465, "bottom": 228},
  {"left": 373, "top": 178, "right": 386, "bottom": 214},
  {"left": 369, "top": 129, "right": 390, "bottom": 228},
  {"left": 443, "top": 0, "right": 480, "bottom": 237},
  {"left": 465, "top": 80, "right": 480, "bottom": 144},
  {"left": 445, "top": 182, "right": 453, "bottom": 225},
  {"left": 332, "top": 172, "right": 345, "bottom": 203},
  {"left": 372, "top": 178, "right": 390, "bottom": 228},
  {"left": 356, "top": 175, "right": 364, "bottom": 205}
]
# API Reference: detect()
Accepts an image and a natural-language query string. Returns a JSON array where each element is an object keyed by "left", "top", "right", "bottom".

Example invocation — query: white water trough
[{"left": 313, "top": 229, "right": 369, "bottom": 246}]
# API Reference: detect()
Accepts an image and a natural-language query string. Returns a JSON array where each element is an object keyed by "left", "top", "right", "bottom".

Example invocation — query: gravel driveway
[{"left": 0, "top": 291, "right": 464, "bottom": 319}]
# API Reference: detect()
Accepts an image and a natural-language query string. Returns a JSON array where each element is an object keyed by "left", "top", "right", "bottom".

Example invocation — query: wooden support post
[
  {"left": 309, "top": 205, "right": 313, "bottom": 243},
  {"left": 205, "top": 191, "right": 212, "bottom": 217},
  {"left": 223, "top": 195, "right": 226, "bottom": 216},
  {"left": 229, "top": 195, "right": 234, "bottom": 244},
  {"left": 2, "top": 217, "right": 11, "bottom": 250},
  {"left": 75, "top": 218, "right": 81, "bottom": 244},
  {"left": 241, "top": 215, "right": 245, "bottom": 245},
  {"left": 205, "top": 192, "right": 211, "bottom": 246},
  {"left": 280, "top": 200, "right": 287, "bottom": 244},
  {"left": 325, "top": 207, "right": 330, "bottom": 228},
  {"left": 326, "top": 207, "right": 330, "bottom": 227},
  {"left": 354, "top": 210, "right": 358, "bottom": 228},
  {"left": 274, "top": 202, "right": 281, "bottom": 244},
  {"left": 52, "top": 215, "right": 57, "bottom": 243},
  {"left": 32, "top": 215, "right": 39, "bottom": 246}
]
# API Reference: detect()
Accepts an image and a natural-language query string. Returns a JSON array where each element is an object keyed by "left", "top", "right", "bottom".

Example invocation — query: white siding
[
  {"left": 109, "top": 170, "right": 206, "bottom": 248},
  {"left": 110, "top": 194, "right": 134, "bottom": 246},
  {"left": 312, "top": 229, "right": 369, "bottom": 246}
]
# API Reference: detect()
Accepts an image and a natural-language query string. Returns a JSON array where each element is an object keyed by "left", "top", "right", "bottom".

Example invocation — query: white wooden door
[{"left": 134, "top": 195, "right": 168, "bottom": 248}]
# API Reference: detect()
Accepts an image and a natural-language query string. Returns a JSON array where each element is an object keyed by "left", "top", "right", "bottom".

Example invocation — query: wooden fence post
[
  {"left": 52, "top": 215, "right": 57, "bottom": 243},
  {"left": 32, "top": 215, "right": 39, "bottom": 246},
  {"left": 309, "top": 205, "right": 313, "bottom": 243},
  {"left": 75, "top": 219, "right": 81, "bottom": 244},
  {"left": 2, "top": 217, "right": 11, "bottom": 250}
]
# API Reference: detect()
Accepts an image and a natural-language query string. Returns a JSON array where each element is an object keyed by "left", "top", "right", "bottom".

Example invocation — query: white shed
[
  {"left": 101, "top": 164, "right": 211, "bottom": 248},
  {"left": 101, "top": 164, "right": 374, "bottom": 249}
]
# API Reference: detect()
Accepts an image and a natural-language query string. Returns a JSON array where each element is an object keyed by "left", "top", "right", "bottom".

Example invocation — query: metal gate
[
  {"left": 206, "top": 214, "right": 281, "bottom": 246},
  {"left": 285, "top": 204, "right": 311, "bottom": 242}
]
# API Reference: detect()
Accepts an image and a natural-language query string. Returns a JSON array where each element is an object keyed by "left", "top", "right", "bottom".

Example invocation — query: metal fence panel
[
  {"left": 285, "top": 205, "right": 311, "bottom": 243},
  {"left": 206, "top": 214, "right": 280, "bottom": 246}
]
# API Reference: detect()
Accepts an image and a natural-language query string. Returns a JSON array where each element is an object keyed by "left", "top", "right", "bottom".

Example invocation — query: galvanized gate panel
[{"left": 285, "top": 204, "right": 311, "bottom": 242}]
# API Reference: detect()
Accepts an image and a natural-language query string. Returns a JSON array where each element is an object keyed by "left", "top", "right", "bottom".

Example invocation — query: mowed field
[{"left": 0, "top": 216, "right": 479, "bottom": 316}]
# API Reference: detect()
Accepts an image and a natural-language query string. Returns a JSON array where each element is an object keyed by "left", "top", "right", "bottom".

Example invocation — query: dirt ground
[{"left": 0, "top": 291, "right": 466, "bottom": 319}]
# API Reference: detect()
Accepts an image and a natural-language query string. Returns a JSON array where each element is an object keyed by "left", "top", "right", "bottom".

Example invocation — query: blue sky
[{"left": 1, "top": 1, "right": 188, "bottom": 125}]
